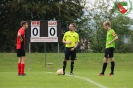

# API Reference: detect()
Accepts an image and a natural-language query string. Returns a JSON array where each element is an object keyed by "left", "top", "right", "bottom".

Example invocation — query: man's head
[
  {"left": 69, "top": 23, "right": 76, "bottom": 31},
  {"left": 21, "top": 21, "right": 28, "bottom": 29},
  {"left": 103, "top": 21, "right": 111, "bottom": 30}
]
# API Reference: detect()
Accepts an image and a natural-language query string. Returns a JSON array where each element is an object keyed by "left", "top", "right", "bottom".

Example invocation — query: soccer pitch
[{"left": 0, "top": 53, "right": 132, "bottom": 88}]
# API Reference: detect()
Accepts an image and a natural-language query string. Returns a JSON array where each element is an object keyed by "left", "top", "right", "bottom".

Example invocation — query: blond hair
[{"left": 104, "top": 21, "right": 111, "bottom": 27}]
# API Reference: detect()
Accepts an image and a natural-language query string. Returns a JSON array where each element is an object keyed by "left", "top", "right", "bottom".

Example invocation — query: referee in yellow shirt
[{"left": 62, "top": 23, "right": 79, "bottom": 75}]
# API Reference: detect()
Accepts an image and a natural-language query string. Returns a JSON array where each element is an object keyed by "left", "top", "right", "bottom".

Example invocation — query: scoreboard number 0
[
  {"left": 31, "top": 27, "right": 40, "bottom": 37},
  {"left": 50, "top": 28, "right": 55, "bottom": 36},
  {"left": 48, "top": 27, "right": 57, "bottom": 37},
  {"left": 32, "top": 28, "right": 38, "bottom": 36}
]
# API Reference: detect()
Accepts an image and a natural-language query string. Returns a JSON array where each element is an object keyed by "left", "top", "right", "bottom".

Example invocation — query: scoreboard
[{"left": 26, "top": 20, "right": 62, "bottom": 43}]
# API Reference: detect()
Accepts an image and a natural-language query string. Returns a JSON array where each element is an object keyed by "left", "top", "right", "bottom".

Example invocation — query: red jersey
[{"left": 16, "top": 28, "right": 25, "bottom": 49}]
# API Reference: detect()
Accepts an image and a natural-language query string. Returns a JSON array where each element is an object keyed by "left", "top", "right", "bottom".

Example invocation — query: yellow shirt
[{"left": 63, "top": 31, "right": 79, "bottom": 47}]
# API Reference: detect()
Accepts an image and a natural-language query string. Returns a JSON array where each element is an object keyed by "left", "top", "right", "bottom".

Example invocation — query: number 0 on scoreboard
[
  {"left": 31, "top": 21, "right": 40, "bottom": 37},
  {"left": 48, "top": 21, "right": 57, "bottom": 37}
]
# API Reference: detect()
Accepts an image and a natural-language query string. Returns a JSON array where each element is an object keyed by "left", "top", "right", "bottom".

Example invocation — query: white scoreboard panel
[
  {"left": 26, "top": 20, "right": 61, "bottom": 43},
  {"left": 31, "top": 21, "right": 40, "bottom": 37},
  {"left": 48, "top": 21, "right": 57, "bottom": 37}
]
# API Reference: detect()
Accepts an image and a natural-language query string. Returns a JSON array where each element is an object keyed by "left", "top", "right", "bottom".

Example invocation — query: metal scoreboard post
[{"left": 27, "top": 20, "right": 62, "bottom": 70}]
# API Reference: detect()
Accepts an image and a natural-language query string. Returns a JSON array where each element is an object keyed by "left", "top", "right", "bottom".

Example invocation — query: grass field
[{"left": 0, "top": 53, "right": 133, "bottom": 88}]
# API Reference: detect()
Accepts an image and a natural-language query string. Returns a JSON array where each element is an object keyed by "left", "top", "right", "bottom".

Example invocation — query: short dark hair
[
  {"left": 70, "top": 23, "right": 76, "bottom": 28},
  {"left": 104, "top": 21, "right": 111, "bottom": 27},
  {"left": 21, "top": 21, "right": 27, "bottom": 27}
]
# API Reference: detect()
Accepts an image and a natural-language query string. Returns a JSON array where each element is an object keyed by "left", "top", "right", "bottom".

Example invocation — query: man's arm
[
  {"left": 108, "top": 36, "right": 118, "bottom": 44},
  {"left": 17, "top": 32, "right": 23, "bottom": 42},
  {"left": 70, "top": 42, "right": 78, "bottom": 51},
  {"left": 74, "top": 42, "right": 78, "bottom": 48},
  {"left": 62, "top": 39, "right": 71, "bottom": 45},
  {"left": 74, "top": 34, "right": 79, "bottom": 48}
]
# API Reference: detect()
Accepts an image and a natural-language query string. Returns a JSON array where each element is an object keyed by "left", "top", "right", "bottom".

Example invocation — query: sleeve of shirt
[
  {"left": 112, "top": 30, "right": 116, "bottom": 37},
  {"left": 63, "top": 33, "right": 66, "bottom": 40},
  {"left": 76, "top": 34, "right": 79, "bottom": 43},
  {"left": 18, "top": 29, "right": 24, "bottom": 35}
]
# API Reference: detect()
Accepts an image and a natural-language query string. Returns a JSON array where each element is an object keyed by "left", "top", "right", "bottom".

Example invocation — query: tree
[
  {"left": 0, "top": 0, "right": 86, "bottom": 52},
  {"left": 83, "top": 0, "right": 133, "bottom": 52}
]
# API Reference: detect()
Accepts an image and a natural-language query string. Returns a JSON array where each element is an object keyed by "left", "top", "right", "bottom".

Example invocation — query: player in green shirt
[
  {"left": 98, "top": 21, "right": 118, "bottom": 76},
  {"left": 62, "top": 23, "right": 79, "bottom": 75}
]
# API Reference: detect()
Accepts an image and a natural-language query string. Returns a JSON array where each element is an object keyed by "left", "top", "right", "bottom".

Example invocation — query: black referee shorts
[
  {"left": 64, "top": 47, "right": 76, "bottom": 60},
  {"left": 17, "top": 49, "right": 25, "bottom": 57},
  {"left": 104, "top": 47, "right": 114, "bottom": 58}
]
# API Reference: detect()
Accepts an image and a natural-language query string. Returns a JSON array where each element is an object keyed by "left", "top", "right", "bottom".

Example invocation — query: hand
[
  {"left": 20, "top": 39, "right": 23, "bottom": 42},
  {"left": 108, "top": 42, "right": 111, "bottom": 45},
  {"left": 70, "top": 48, "right": 75, "bottom": 51},
  {"left": 67, "top": 41, "right": 72, "bottom": 45}
]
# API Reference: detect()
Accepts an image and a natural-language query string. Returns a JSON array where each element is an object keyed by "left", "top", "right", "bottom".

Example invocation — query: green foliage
[
  {"left": 0, "top": 0, "right": 133, "bottom": 53},
  {"left": 0, "top": 0, "right": 85, "bottom": 52},
  {"left": 84, "top": 0, "right": 133, "bottom": 53}
]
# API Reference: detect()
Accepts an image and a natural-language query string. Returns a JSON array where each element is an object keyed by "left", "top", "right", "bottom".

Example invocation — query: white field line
[{"left": 46, "top": 72, "right": 108, "bottom": 88}]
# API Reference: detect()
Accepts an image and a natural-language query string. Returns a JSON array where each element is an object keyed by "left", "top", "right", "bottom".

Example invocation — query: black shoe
[
  {"left": 18, "top": 74, "right": 20, "bottom": 76},
  {"left": 20, "top": 73, "right": 26, "bottom": 76},
  {"left": 63, "top": 72, "right": 65, "bottom": 75},
  {"left": 70, "top": 73, "right": 74, "bottom": 76}
]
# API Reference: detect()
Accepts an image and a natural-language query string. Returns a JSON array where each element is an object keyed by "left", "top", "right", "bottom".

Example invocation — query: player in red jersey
[{"left": 16, "top": 21, "right": 28, "bottom": 76}]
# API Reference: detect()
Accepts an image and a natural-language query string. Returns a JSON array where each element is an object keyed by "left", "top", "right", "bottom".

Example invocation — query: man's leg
[
  {"left": 63, "top": 48, "right": 69, "bottom": 75},
  {"left": 20, "top": 48, "right": 26, "bottom": 76},
  {"left": 18, "top": 57, "right": 22, "bottom": 75},
  {"left": 63, "top": 59, "right": 67, "bottom": 75},
  {"left": 110, "top": 57, "right": 115, "bottom": 75},
  {"left": 70, "top": 49, "right": 76, "bottom": 75},
  {"left": 99, "top": 57, "right": 108, "bottom": 76},
  {"left": 98, "top": 48, "right": 109, "bottom": 76},
  {"left": 70, "top": 60, "right": 74, "bottom": 75},
  {"left": 21, "top": 56, "right": 26, "bottom": 76}
]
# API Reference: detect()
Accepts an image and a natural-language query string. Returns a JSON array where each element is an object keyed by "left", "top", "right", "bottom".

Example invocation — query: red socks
[
  {"left": 18, "top": 63, "right": 25, "bottom": 75},
  {"left": 21, "top": 64, "right": 25, "bottom": 74},
  {"left": 18, "top": 63, "right": 21, "bottom": 74}
]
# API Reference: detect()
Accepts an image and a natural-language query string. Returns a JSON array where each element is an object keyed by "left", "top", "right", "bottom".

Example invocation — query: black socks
[
  {"left": 101, "top": 61, "right": 115, "bottom": 75},
  {"left": 71, "top": 62, "right": 74, "bottom": 73},
  {"left": 111, "top": 61, "right": 115, "bottom": 74},
  {"left": 101, "top": 63, "right": 107, "bottom": 74},
  {"left": 63, "top": 61, "right": 67, "bottom": 72},
  {"left": 63, "top": 61, "right": 74, "bottom": 74}
]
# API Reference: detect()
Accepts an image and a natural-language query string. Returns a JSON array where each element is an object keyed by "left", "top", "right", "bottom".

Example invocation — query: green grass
[{"left": 0, "top": 53, "right": 133, "bottom": 88}]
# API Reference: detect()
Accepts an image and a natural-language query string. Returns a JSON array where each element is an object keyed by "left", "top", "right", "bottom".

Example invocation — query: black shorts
[
  {"left": 64, "top": 47, "right": 76, "bottom": 60},
  {"left": 17, "top": 49, "right": 25, "bottom": 57},
  {"left": 104, "top": 47, "right": 114, "bottom": 58}
]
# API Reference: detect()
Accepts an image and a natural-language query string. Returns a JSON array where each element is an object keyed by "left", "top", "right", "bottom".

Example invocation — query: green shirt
[
  {"left": 106, "top": 29, "right": 117, "bottom": 48},
  {"left": 63, "top": 31, "right": 79, "bottom": 47}
]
